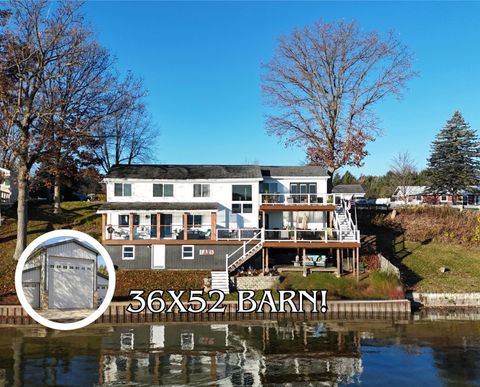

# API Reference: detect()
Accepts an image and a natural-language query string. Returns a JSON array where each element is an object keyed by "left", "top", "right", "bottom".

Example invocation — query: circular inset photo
[{"left": 15, "top": 230, "right": 116, "bottom": 330}]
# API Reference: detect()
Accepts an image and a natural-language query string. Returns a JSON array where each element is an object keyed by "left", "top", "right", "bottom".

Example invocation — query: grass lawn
[
  {"left": 277, "top": 271, "right": 402, "bottom": 300},
  {"left": 0, "top": 201, "right": 101, "bottom": 297},
  {"left": 401, "top": 241, "right": 480, "bottom": 292}
]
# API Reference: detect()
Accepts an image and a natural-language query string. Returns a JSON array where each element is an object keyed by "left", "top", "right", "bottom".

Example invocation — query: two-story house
[{"left": 97, "top": 164, "right": 361, "bottom": 292}]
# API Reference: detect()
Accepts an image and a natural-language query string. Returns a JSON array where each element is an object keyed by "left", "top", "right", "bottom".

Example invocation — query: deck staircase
[
  {"left": 334, "top": 206, "right": 357, "bottom": 241},
  {"left": 210, "top": 271, "right": 230, "bottom": 294},
  {"left": 227, "top": 240, "right": 264, "bottom": 272}
]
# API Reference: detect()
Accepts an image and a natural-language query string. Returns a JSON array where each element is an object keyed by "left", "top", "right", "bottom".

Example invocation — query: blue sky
[{"left": 83, "top": 1, "right": 480, "bottom": 176}]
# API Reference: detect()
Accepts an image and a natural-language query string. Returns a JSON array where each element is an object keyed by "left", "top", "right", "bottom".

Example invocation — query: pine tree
[{"left": 427, "top": 111, "right": 480, "bottom": 201}]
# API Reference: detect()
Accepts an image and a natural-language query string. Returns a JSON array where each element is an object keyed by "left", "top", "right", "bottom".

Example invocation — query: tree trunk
[
  {"left": 13, "top": 161, "right": 29, "bottom": 260},
  {"left": 53, "top": 171, "right": 62, "bottom": 214}
]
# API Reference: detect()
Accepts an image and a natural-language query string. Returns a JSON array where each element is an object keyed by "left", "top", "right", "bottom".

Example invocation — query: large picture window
[
  {"left": 153, "top": 183, "right": 174, "bottom": 197},
  {"left": 114, "top": 183, "right": 132, "bottom": 197},
  {"left": 193, "top": 184, "right": 210, "bottom": 197},
  {"left": 232, "top": 185, "right": 252, "bottom": 201}
]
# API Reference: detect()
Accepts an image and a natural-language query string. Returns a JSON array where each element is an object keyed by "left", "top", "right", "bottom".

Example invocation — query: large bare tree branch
[{"left": 262, "top": 20, "right": 417, "bottom": 175}]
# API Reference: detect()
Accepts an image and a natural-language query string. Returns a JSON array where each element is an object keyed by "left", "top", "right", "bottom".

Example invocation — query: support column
[
  {"left": 341, "top": 248, "right": 344, "bottom": 272},
  {"left": 129, "top": 212, "right": 133, "bottom": 241},
  {"left": 356, "top": 247, "right": 360, "bottom": 281},
  {"left": 101, "top": 214, "right": 106, "bottom": 241},
  {"left": 183, "top": 212, "right": 188, "bottom": 240},
  {"left": 262, "top": 248, "right": 265, "bottom": 275},
  {"left": 352, "top": 248, "right": 356, "bottom": 277},
  {"left": 336, "top": 249, "right": 340, "bottom": 277},
  {"left": 157, "top": 213, "right": 161, "bottom": 240},
  {"left": 211, "top": 211, "right": 217, "bottom": 241},
  {"left": 265, "top": 248, "right": 269, "bottom": 273},
  {"left": 302, "top": 247, "right": 307, "bottom": 277}
]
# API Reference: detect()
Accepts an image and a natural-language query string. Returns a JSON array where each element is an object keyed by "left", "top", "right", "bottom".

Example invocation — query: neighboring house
[
  {"left": 98, "top": 164, "right": 361, "bottom": 292},
  {"left": 0, "top": 167, "right": 11, "bottom": 203},
  {"left": 391, "top": 185, "right": 480, "bottom": 206},
  {"left": 332, "top": 184, "right": 366, "bottom": 200},
  {"left": 22, "top": 239, "right": 106, "bottom": 309}
]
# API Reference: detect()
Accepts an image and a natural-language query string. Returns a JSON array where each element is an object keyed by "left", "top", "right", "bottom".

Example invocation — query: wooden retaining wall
[{"left": 0, "top": 299, "right": 411, "bottom": 326}]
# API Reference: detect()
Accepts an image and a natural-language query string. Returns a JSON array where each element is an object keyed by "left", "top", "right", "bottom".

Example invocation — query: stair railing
[{"left": 225, "top": 230, "right": 263, "bottom": 271}]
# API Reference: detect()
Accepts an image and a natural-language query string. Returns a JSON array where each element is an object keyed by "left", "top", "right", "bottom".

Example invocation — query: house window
[
  {"left": 182, "top": 245, "right": 194, "bottom": 260},
  {"left": 153, "top": 184, "right": 174, "bottom": 197},
  {"left": 232, "top": 185, "right": 252, "bottom": 201},
  {"left": 118, "top": 214, "right": 139, "bottom": 226},
  {"left": 122, "top": 246, "right": 135, "bottom": 260},
  {"left": 114, "top": 183, "right": 131, "bottom": 197},
  {"left": 232, "top": 204, "right": 241, "bottom": 213},
  {"left": 441, "top": 195, "right": 448, "bottom": 202},
  {"left": 416, "top": 195, "right": 422, "bottom": 201},
  {"left": 232, "top": 203, "right": 252, "bottom": 214},
  {"left": 260, "top": 182, "right": 278, "bottom": 193},
  {"left": 187, "top": 215, "right": 202, "bottom": 228},
  {"left": 193, "top": 184, "right": 210, "bottom": 197}
]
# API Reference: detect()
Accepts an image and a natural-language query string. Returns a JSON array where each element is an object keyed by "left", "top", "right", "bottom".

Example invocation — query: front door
[{"left": 152, "top": 245, "right": 165, "bottom": 269}]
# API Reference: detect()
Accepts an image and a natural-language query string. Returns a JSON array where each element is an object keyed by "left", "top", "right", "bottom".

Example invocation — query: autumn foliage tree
[{"left": 262, "top": 20, "right": 416, "bottom": 176}]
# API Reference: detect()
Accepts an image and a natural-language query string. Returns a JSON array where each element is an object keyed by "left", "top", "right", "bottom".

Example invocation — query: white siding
[
  {"left": 46, "top": 241, "right": 97, "bottom": 261},
  {"left": 22, "top": 267, "right": 41, "bottom": 283},
  {"left": 104, "top": 179, "right": 261, "bottom": 228}
]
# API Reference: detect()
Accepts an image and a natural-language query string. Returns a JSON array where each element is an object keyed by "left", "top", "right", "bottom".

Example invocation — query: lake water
[{"left": 1, "top": 318, "right": 480, "bottom": 386}]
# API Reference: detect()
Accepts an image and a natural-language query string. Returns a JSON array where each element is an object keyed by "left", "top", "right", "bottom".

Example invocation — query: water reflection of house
[
  {"left": 98, "top": 324, "right": 230, "bottom": 385},
  {"left": 97, "top": 322, "right": 363, "bottom": 386}
]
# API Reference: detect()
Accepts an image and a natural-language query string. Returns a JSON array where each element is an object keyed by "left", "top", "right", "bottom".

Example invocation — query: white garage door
[
  {"left": 23, "top": 283, "right": 40, "bottom": 309},
  {"left": 48, "top": 257, "right": 94, "bottom": 309}
]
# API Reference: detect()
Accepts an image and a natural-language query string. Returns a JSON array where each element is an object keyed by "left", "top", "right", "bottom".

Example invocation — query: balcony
[
  {"left": 105, "top": 224, "right": 212, "bottom": 241},
  {"left": 216, "top": 228, "right": 360, "bottom": 243},
  {"left": 259, "top": 193, "right": 343, "bottom": 209}
]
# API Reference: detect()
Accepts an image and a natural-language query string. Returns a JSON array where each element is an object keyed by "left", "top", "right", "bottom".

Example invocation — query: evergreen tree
[{"left": 427, "top": 112, "right": 480, "bottom": 200}]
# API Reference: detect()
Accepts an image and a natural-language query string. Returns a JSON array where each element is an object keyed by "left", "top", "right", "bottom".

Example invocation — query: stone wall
[
  {"left": 411, "top": 292, "right": 480, "bottom": 307},
  {"left": 234, "top": 275, "right": 280, "bottom": 290}
]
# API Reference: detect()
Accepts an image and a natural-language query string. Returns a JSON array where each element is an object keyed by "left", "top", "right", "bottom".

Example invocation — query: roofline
[{"left": 32, "top": 238, "right": 99, "bottom": 256}]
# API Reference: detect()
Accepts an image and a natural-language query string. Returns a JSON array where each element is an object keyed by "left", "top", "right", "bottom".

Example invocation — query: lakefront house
[
  {"left": 97, "top": 164, "right": 361, "bottom": 292},
  {"left": 391, "top": 185, "right": 480, "bottom": 206}
]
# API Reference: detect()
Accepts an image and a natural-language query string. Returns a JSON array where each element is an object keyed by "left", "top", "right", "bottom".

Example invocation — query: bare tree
[
  {"left": 391, "top": 151, "right": 417, "bottom": 206},
  {"left": 262, "top": 20, "right": 416, "bottom": 176},
  {"left": 40, "top": 38, "right": 113, "bottom": 213},
  {"left": 0, "top": 0, "right": 87, "bottom": 259},
  {"left": 94, "top": 73, "right": 156, "bottom": 174}
]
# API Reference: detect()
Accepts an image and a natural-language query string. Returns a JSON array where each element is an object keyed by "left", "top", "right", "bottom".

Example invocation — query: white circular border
[{"left": 15, "top": 230, "right": 116, "bottom": 331}]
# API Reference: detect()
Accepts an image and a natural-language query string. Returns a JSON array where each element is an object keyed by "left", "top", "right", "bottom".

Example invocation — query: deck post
[
  {"left": 101, "top": 214, "right": 106, "bottom": 241},
  {"left": 210, "top": 211, "right": 217, "bottom": 241},
  {"left": 352, "top": 248, "right": 357, "bottom": 276},
  {"left": 336, "top": 249, "right": 341, "bottom": 277},
  {"left": 156, "top": 213, "right": 161, "bottom": 240},
  {"left": 302, "top": 247, "right": 307, "bottom": 277},
  {"left": 341, "top": 248, "right": 344, "bottom": 272},
  {"left": 266, "top": 248, "right": 269, "bottom": 273},
  {"left": 129, "top": 212, "right": 133, "bottom": 241},
  {"left": 262, "top": 248, "right": 265, "bottom": 275},
  {"left": 183, "top": 212, "right": 188, "bottom": 240},
  {"left": 356, "top": 247, "right": 360, "bottom": 281}
]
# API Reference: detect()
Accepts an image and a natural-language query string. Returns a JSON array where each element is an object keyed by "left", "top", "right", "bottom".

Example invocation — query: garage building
[{"left": 22, "top": 239, "right": 107, "bottom": 310}]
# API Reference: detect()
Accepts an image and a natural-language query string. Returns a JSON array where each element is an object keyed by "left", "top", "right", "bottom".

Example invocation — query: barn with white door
[{"left": 22, "top": 239, "right": 107, "bottom": 310}]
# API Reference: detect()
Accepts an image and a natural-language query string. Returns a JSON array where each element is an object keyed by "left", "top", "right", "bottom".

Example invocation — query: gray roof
[
  {"left": 106, "top": 164, "right": 328, "bottom": 180},
  {"left": 107, "top": 164, "right": 262, "bottom": 180},
  {"left": 332, "top": 184, "right": 365, "bottom": 194},
  {"left": 98, "top": 202, "right": 219, "bottom": 212},
  {"left": 260, "top": 165, "right": 327, "bottom": 177},
  {"left": 28, "top": 238, "right": 98, "bottom": 262}
]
